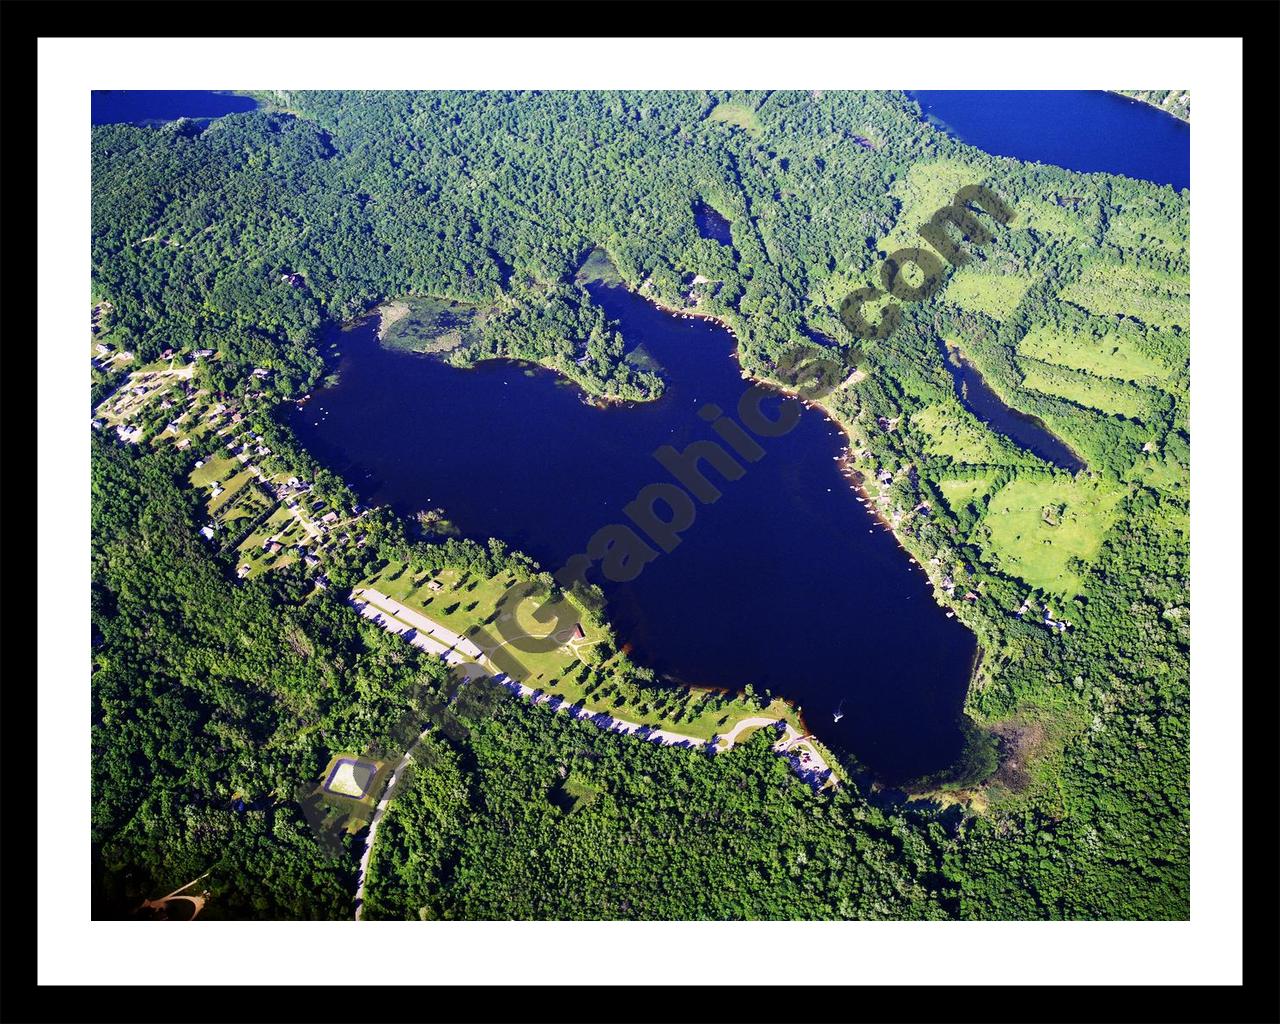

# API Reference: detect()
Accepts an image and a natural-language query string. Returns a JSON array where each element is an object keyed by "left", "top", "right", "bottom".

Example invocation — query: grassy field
[
  {"left": 1019, "top": 197, "right": 1095, "bottom": 244},
  {"left": 1105, "top": 203, "right": 1189, "bottom": 261},
  {"left": 189, "top": 453, "right": 240, "bottom": 490},
  {"left": 706, "top": 102, "right": 761, "bottom": 134},
  {"left": 361, "top": 560, "right": 804, "bottom": 743},
  {"left": 208, "top": 468, "right": 257, "bottom": 514},
  {"left": 937, "top": 477, "right": 994, "bottom": 514},
  {"left": 1060, "top": 262, "right": 1189, "bottom": 331},
  {"left": 1017, "top": 359, "right": 1157, "bottom": 421},
  {"left": 1016, "top": 323, "right": 1175, "bottom": 385},
  {"left": 876, "top": 158, "right": 987, "bottom": 258},
  {"left": 977, "top": 476, "right": 1124, "bottom": 596},
  {"left": 912, "top": 402, "right": 1021, "bottom": 464},
  {"left": 944, "top": 266, "right": 1035, "bottom": 321},
  {"left": 1125, "top": 444, "right": 1189, "bottom": 499}
]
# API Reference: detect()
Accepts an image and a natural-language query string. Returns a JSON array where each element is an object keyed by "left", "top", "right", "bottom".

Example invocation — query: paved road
[
  {"left": 350, "top": 597, "right": 471, "bottom": 666},
  {"left": 357, "top": 587, "right": 483, "bottom": 659},
  {"left": 353, "top": 728, "right": 431, "bottom": 921}
]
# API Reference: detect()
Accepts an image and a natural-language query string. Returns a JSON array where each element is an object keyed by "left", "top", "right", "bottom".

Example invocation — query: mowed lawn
[
  {"left": 978, "top": 476, "right": 1124, "bottom": 596},
  {"left": 362, "top": 562, "right": 593, "bottom": 686},
  {"left": 189, "top": 453, "right": 239, "bottom": 489},
  {"left": 360, "top": 561, "right": 805, "bottom": 742}
]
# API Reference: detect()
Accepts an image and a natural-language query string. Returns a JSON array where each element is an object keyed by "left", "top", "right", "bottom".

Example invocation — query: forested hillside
[{"left": 91, "top": 90, "right": 1189, "bottom": 920}]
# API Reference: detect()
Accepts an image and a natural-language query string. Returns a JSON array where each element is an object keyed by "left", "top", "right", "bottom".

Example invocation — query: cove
[
  {"left": 91, "top": 90, "right": 258, "bottom": 127},
  {"left": 908, "top": 90, "right": 1190, "bottom": 192},
  {"left": 285, "top": 283, "right": 978, "bottom": 785},
  {"left": 939, "top": 341, "right": 1086, "bottom": 473}
]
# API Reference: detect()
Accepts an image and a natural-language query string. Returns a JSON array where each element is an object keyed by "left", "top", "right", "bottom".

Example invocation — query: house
[
  {"left": 237, "top": 564, "right": 250, "bottom": 579},
  {"left": 211, "top": 485, "right": 223, "bottom": 498},
  {"left": 877, "top": 468, "right": 893, "bottom": 485},
  {"left": 162, "top": 348, "right": 174, "bottom": 360},
  {"left": 963, "top": 591, "right": 979, "bottom": 602},
  {"left": 304, "top": 554, "right": 321, "bottom": 568},
  {"left": 251, "top": 367, "right": 271, "bottom": 378},
  {"left": 321, "top": 511, "right": 338, "bottom": 524},
  {"left": 176, "top": 437, "right": 192, "bottom": 450},
  {"left": 315, "top": 576, "right": 329, "bottom": 591},
  {"left": 280, "top": 272, "right": 304, "bottom": 288},
  {"left": 95, "top": 343, "right": 111, "bottom": 356},
  {"left": 91, "top": 419, "right": 105, "bottom": 430},
  {"left": 194, "top": 349, "right": 215, "bottom": 359},
  {"left": 200, "top": 525, "right": 216, "bottom": 541},
  {"left": 571, "top": 623, "right": 586, "bottom": 641},
  {"left": 427, "top": 580, "right": 443, "bottom": 592},
  {"left": 268, "top": 541, "right": 283, "bottom": 555}
]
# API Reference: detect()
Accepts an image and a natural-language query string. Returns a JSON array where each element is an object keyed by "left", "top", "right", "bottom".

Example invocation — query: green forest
[{"left": 91, "top": 90, "right": 1189, "bottom": 920}]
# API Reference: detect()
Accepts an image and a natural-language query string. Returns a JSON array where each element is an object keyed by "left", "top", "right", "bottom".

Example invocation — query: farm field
[
  {"left": 1016, "top": 323, "right": 1175, "bottom": 386},
  {"left": 1060, "top": 262, "right": 1189, "bottom": 330},
  {"left": 1017, "top": 358, "right": 1158, "bottom": 421},
  {"left": 977, "top": 475, "right": 1124, "bottom": 596}
]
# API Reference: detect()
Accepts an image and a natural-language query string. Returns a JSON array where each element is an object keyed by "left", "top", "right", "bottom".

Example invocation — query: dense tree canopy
[{"left": 91, "top": 90, "right": 1189, "bottom": 920}]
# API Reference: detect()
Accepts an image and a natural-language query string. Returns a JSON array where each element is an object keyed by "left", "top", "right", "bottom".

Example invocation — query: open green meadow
[
  {"left": 1018, "top": 358, "right": 1158, "bottom": 421},
  {"left": 912, "top": 401, "right": 1023, "bottom": 464},
  {"left": 937, "top": 476, "right": 994, "bottom": 514},
  {"left": 1016, "top": 323, "right": 1175, "bottom": 386},
  {"left": 977, "top": 476, "right": 1124, "bottom": 596},
  {"left": 706, "top": 101, "right": 761, "bottom": 134},
  {"left": 1060, "top": 262, "right": 1189, "bottom": 331},
  {"left": 944, "top": 266, "right": 1035, "bottom": 321}
]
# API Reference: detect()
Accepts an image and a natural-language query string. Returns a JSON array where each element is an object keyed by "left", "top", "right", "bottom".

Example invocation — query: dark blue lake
[
  {"left": 909, "top": 90, "right": 1190, "bottom": 192},
  {"left": 279, "top": 89, "right": 1188, "bottom": 785},
  {"left": 940, "top": 342, "right": 1086, "bottom": 473},
  {"left": 694, "top": 202, "right": 734, "bottom": 246},
  {"left": 287, "top": 284, "right": 977, "bottom": 784},
  {"left": 91, "top": 90, "right": 257, "bottom": 126}
]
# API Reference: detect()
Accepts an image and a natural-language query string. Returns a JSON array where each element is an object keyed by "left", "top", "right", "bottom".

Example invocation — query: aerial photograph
[{"left": 89, "top": 87, "right": 1190, "bottom": 922}]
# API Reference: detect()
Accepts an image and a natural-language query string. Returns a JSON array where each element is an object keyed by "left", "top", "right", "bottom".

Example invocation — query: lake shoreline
[{"left": 306, "top": 283, "right": 980, "bottom": 788}]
